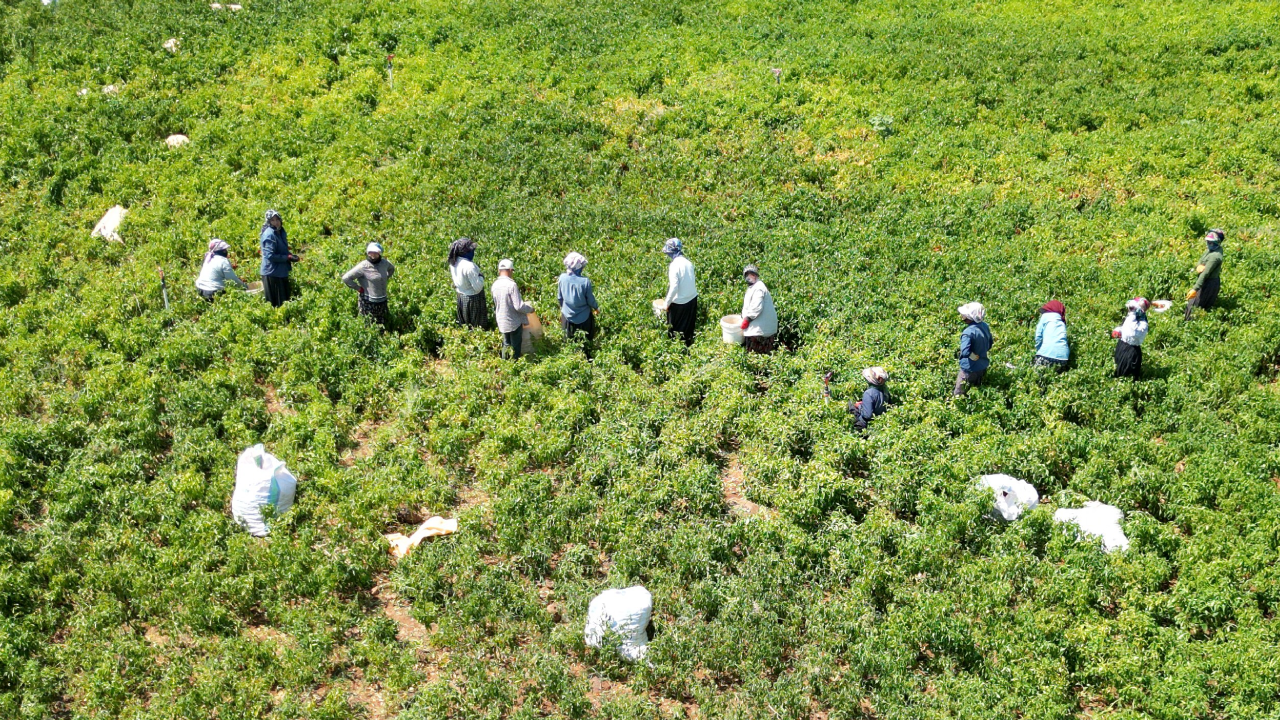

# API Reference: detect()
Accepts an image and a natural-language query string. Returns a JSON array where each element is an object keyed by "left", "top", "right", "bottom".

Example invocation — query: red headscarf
[{"left": 1040, "top": 300, "right": 1065, "bottom": 321}]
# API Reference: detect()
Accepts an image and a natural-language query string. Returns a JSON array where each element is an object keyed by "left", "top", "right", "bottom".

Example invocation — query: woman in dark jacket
[{"left": 259, "top": 209, "right": 298, "bottom": 307}]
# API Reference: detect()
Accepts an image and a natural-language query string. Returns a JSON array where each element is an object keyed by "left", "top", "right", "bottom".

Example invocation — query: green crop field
[{"left": 2, "top": 0, "right": 1280, "bottom": 717}]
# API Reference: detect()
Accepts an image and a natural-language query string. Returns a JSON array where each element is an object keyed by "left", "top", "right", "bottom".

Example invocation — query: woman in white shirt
[
  {"left": 739, "top": 264, "right": 778, "bottom": 353},
  {"left": 661, "top": 237, "right": 697, "bottom": 346},
  {"left": 194, "top": 239, "right": 247, "bottom": 301},
  {"left": 1111, "top": 297, "right": 1150, "bottom": 379},
  {"left": 447, "top": 237, "right": 488, "bottom": 328}
]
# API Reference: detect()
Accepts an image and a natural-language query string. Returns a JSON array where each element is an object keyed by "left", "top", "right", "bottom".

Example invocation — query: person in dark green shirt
[{"left": 1185, "top": 229, "right": 1224, "bottom": 320}]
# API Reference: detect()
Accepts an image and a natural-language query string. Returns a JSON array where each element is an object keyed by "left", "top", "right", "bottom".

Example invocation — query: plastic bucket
[
  {"left": 247, "top": 280, "right": 263, "bottom": 295},
  {"left": 524, "top": 312, "right": 544, "bottom": 339},
  {"left": 721, "top": 315, "right": 744, "bottom": 344},
  {"left": 652, "top": 299, "right": 666, "bottom": 318}
]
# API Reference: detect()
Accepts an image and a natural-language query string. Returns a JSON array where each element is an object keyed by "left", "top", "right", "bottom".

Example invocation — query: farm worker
[
  {"left": 662, "top": 238, "right": 698, "bottom": 347},
  {"left": 849, "top": 367, "right": 890, "bottom": 430},
  {"left": 448, "top": 237, "right": 488, "bottom": 328},
  {"left": 1033, "top": 300, "right": 1069, "bottom": 371},
  {"left": 195, "top": 238, "right": 247, "bottom": 301},
  {"left": 1112, "top": 297, "right": 1149, "bottom": 379},
  {"left": 259, "top": 209, "right": 298, "bottom": 307},
  {"left": 953, "top": 302, "right": 992, "bottom": 396},
  {"left": 492, "top": 258, "right": 534, "bottom": 360},
  {"left": 739, "top": 264, "right": 778, "bottom": 354},
  {"left": 557, "top": 252, "right": 599, "bottom": 343},
  {"left": 342, "top": 242, "right": 395, "bottom": 326},
  {"left": 1184, "top": 229, "right": 1224, "bottom": 320}
]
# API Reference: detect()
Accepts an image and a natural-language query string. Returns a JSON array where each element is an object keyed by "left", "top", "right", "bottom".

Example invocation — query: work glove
[
  {"left": 1186, "top": 289, "right": 1198, "bottom": 300},
  {"left": 355, "top": 286, "right": 365, "bottom": 294},
  {"left": 1111, "top": 329, "right": 1121, "bottom": 339},
  {"left": 969, "top": 353, "right": 980, "bottom": 361},
  {"left": 741, "top": 318, "right": 750, "bottom": 330},
  {"left": 288, "top": 254, "right": 300, "bottom": 262},
  {"left": 854, "top": 401, "right": 863, "bottom": 410},
  {"left": 1195, "top": 264, "right": 1206, "bottom": 274}
]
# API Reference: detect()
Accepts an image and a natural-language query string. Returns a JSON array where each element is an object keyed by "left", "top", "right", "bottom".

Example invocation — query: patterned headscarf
[
  {"left": 1126, "top": 297, "right": 1150, "bottom": 322},
  {"left": 261, "top": 209, "right": 282, "bottom": 234},
  {"left": 447, "top": 237, "right": 477, "bottom": 267},
  {"left": 204, "top": 238, "right": 230, "bottom": 264},
  {"left": 663, "top": 237, "right": 683, "bottom": 258},
  {"left": 958, "top": 302, "right": 986, "bottom": 324},
  {"left": 861, "top": 367, "right": 889, "bottom": 385},
  {"left": 563, "top": 252, "right": 587, "bottom": 273}
]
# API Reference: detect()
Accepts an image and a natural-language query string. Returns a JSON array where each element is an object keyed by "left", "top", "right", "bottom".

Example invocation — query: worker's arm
[
  {"left": 663, "top": 263, "right": 680, "bottom": 307},
  {"left": 385, "top": 260, "right": 395, "bottom": 278},
  {"left": 225, "top": 263, "right": 248, "bottom": 290},
  {"left": 511, "top": 285, "right": 533, "bottom": 315},
  {"left": 958, "top": 331, "right": 972, "bottom": 361},
  {"left": 341, "top": 264, "right": 363, "bottom": 290},
  {"left": 1194, "top": 255, "right": 1221, "bottom": 290},
  {"left": 261, "top": 232, "right": 290, "bottom": 264},
  {"left": 1034, "top": 317, "right": 1045, "bottom": 352},
  {"left": 742, "top": 286, "right": 761, "bottom": 321},
  {"left": 859, "top": 389, "right": 876, "bottom": 422},
  {"left": 585, "top": 279, "right": 599, "bottom": 311}
]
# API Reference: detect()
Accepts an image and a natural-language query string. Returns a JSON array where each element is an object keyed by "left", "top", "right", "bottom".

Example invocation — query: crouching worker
[
  {"left": 492, "top": 258, "right": 534, "bottom": 360},
  {"left": 954, "top": 302, "right": 992, "bottom": 396},
  {"left": 849, "top": 367, "right": 890, "bottom": 430},
  {"left": 1112, "top": 297, "right": 1149, "bottom": 379},
  {"left": 195, "top": 239, "right": 248, "bottom": 301},
  {"left": 342, "top": 242, "right": 395, "bottom": 326},
  {"left": 1033, "top": 300, "right": 1069, "bottom": 372},
  {"left": 739, "top": 264, "right": 778, "bottom": 354},
  {"left": 1185, "top": 229, "right": 1224, "bottom": 320}
]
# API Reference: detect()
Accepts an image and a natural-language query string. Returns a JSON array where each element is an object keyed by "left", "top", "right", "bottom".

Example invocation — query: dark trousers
[
  {"left": 262, "top": 275, "right": 291, "bottom": 307},
  {"left": 1185, "top": 276, "right": 1220, "bottom": 320},
  {"left": 562, "top": 315, "right": 596, "bottom": 342},
  {"left": 501, "top": 328, "right": 524, "bottom": 360},
  {"left": 953, "top": 368, "right": 986, "bottom": 396},
  {"left": 198, "top": 289, "right": 219, "bottom": 303},
  {"left": 1114, "top": 340, "right": 1142, "bottom": 379},
  {"left": 666, "top": 297, "right": 697, "bottom": 347},
  {"left": 359, "top": 296, "right": 389, "bottom": 326}
]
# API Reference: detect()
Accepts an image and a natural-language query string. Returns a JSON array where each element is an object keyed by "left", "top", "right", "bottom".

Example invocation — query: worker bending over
[
  {"left": 739, "top": 264, "right": 778, "bottom": 354},
  {"left": 954, "top": 302, "right": 992, "bottom": 396}
]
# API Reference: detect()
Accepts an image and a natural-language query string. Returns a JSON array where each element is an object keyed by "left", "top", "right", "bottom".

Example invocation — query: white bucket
[
  {"left": 652, "top": 299, "right": 666, "bottom": 318},
  {"left": 721, "top": 315, "right": 744, "bottom": 344}
]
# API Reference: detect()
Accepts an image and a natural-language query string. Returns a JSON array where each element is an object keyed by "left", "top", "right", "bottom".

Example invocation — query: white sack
[
  {"left": 979, "top": 474, "right": 1039, "bottom": 522},
  {"left": 1054, "top": 501, "right": 1129, "bottom": 552},
  {"left": 585, "top": 586, "right": 652, "bottom": 661},
  {"left": 91, "top": 205, "right": 127, "bottom": 242},
  {"left": 166, "top": 134, "right": 190, "bottom": 148},
  {"left": 163, "top": 38, "right": 180, "bottom": 53},
  {"left": 102, "top": 84, "right": 119, "bottom": 95},
  {"left": 231, "top": 444, "right": 297, "bottom": 537}
]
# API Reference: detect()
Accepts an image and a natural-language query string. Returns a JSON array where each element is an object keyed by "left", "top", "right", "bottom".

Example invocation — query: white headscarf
[
  {"left": 1126, "top": 297, "right": 1150, "bottom": 313},
  {"left": 563, "top": 252, "right": 587, "bottom": 273},
  {"left": 958, "top": 302, "right": 986, "bottom": 323},
  {"left": 861, "top": 367, "right": 889, "bottom": 385}
]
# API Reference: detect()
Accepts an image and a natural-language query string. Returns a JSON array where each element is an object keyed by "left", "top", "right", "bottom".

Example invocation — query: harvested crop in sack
[
  {"left": 163, "top": 38, "right": 180, "bottom": 53},
  {"left": 1053, "top": 501, "right": 1129, "bottom": 552},
  {"left": 102, "top": 84, "right": 119, "bottom": 95},
  {"left": 166, "top": 134, "right": 190, "bottom": 148},
  {"left": 231, "top": 444, "right": 297, "bottom": 537},
  {"left": 385, "top": 516, "right": 458, "bottom": 559},
  {"left": 978, "top": 474, "right": 1039, "bottom": 522},
  {"left": 91, "top": 205, "right": 127, "bottom": 242},
  {"left": 584, "top": 586, "right": 652, "bottom": 661}
]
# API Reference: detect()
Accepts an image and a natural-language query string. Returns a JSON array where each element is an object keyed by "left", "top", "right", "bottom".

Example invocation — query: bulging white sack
[
  {"left": 231, "top": 444, "right": 297, "bottom": 537},
  {"left": 1054, "top": 501, "right": 1129, "bottom": 553},
  {"left": 91, "top": 205, "right": 127, "bottom": 242},
  {"left": 166, "top": 134, "right": 190, "bottom": 148},
  {"left": 584, "top": 586, "right": 652, "bottom": 661},
  {"left": 979, "top": 474, "right": 1039, "bottom": 522}
]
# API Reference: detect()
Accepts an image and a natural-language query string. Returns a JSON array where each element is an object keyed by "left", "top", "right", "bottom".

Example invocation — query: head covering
[
  {"left": 662, "top": 237, "right": 683, "bottom": 258},
  {"left": 1206, "top": 228, "right": 1225, "bottom": 244},
  {"left": 743, "top": 264, "right": 759, "bottom": 278},
  {"left": 261, "top": 209, "right": 282, "bottom": 234},
  {"left": 861, "top": 367, "right": 889, "bottom": 385},
  {"left": 958, "top": 302, "right": 986, "bottom": 324},
  {"left": 1040, "top": 300, "right": 1065, "bottom": 320},
  {"left": 497, "top": 258, "right": 514, "bottom": 271},
  {"left": 1126, "top": 297, "right": 1150, "bottom": 315},
  {"left": 366, "top": 242, "right": 383, "bottom": 255},
  {"left": 204, "top": 238, "right": 230, "bottom": 264},
  {"left": 447, "top": 237, "right": 477, "bottom": 267},
  {"left": 563, "top": 252, "right": 587, "bottom": 273}
]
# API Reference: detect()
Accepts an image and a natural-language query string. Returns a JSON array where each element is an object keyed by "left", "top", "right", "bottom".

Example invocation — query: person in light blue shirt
[
  {"left": 557, "top": 252, "right": 599, "bottom": 344},
  {"left": 1033, "top": 300, "right": 1069, "bottom": 372}
]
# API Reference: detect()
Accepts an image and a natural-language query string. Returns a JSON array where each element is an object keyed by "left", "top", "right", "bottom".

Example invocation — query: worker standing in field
[
  {"left": 739, "top": 264, "right": 778, "bottom": 354},
  {"left": 954, "top": 302, "right": 992, "bottom": 396},
  {"left": 342, "top": 242, "right": 395, "bottom": 326},
  {"left": 1185, "top": 229, "right": 1224, "bottom": 320},
  {"left": 259, "top": 209, "right": 299, "bottom": 307},
  {"left": 1033, "top": 300, "right": 1069, "bottom": 371},
  {"left": 448, "top": 237, "right": 488, "bottom": 328},
  {"left": 557, "top": 252, "right": 599, "bottom": 348},
  {"left": 661, "top": 238, "right": 698, "bottom": 347},
  {"left": 849, "top": 367, "right": 890, "bottom": 430},
  {"left": 1112, "top": 297, "right": 1149, "bottom": 379},
  {"left": 492, "top": 258, "right": 534, "bottom": 360},
  {"left": 195, "top": 238, "right": 248, "bottom": 301}
]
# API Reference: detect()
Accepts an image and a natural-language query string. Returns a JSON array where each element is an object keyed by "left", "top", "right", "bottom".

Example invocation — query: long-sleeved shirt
[
  {"left": 858, "top": 385, "right": 888, "bottom": 425},
  {"left": 491, "top": 275, "right": 534, "bottom": 333},
  {"left": 1194, "top": 246, "right": 1223, "bottom": 290},
  {"left": 259, "top": 227, "right": 292, "bottom": 278},
  {"left": 342, "top": 258, "right": 395, "bottom": 301},
  {"left": 958, "top": 321, "right": 992, "bottom": 373},
  {"left": 195, "top": 255, "right": 247, "bottom": 292},
  {"left": 741, "top": 281, "right": 778, "bottom": 337},
  {"left": 1034, "top": 312, "right": 1069, "bottom": 361},
  {"left": 449, "top": 258, "right": 485, "bottom": 296},
  {"left": 664, "top": 255, "right": 697, "bottom": 307},
  {"left": 557, "top": 271, "right": 598, "bottom": 324},
  {"left": 1114, "top": 312, "right": 1149, "bottom": 346}
]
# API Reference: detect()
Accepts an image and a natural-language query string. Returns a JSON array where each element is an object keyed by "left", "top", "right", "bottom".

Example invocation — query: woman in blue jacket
[
  {"left": 1033, "top": 300, "right": 1069, "bottom": 372},
  {"left": 259, "top": 209, "right": 299, "bottom": 307},
  {"left": 954, "top": 302, "right": 991, "bottom": 396},
  {"left": 849, "top": 367, "right": 890, "bottom": 430}
]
